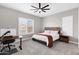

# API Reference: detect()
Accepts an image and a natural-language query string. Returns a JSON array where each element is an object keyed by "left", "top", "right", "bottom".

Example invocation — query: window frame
[{"left": 18, "top": 17, "right": 34, "bottom": 35}]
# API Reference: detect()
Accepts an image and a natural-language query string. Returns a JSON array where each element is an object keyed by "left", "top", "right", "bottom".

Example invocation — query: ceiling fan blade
[
  {"left": 41, "top": 9, "right": 46, "bottom": 12},
  {"left": 42, "top": 5, "right": 49, "bottom": 9},
  {"left": 43, "top": 8, "right": 50, "bottom": 10},
  {"left": 34, "top": 9, "right": 39, "bottom": 13},
  {"left": 42, "top": 10, "right": 46, "bottom": 12},
  {"left": 31, "top": 5, "right": 38, "bottom": 9},
  {"left": 39, "top": 3, "right": 41, "bottom": 9},
  {"left": 30, "top": 9, "right": 37, "bottom": 10}
]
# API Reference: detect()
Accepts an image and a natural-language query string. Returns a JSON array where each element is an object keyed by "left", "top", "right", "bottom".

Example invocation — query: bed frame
[{"left": 32, "top": 27, "right": 61, "bottom": 48}]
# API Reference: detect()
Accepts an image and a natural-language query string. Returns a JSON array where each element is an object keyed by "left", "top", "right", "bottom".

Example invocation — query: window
[
  {"left": 0, "top": 28, "right": 16, "bottom": 36},
  {"left": 18, "top": 17, "right": 34, "bottom": 35},
  {"left": 62, "top": 16, "right": 73, "bottom": 36}
]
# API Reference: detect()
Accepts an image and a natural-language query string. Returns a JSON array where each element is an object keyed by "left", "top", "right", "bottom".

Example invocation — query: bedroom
[{"left": 0, "top": 3, "right": 79, "bottom": 55}]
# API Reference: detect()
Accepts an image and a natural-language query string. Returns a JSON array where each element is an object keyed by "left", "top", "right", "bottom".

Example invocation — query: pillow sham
[
  {"left": 44, "top": 30, "right": 50, "bottom": 34},
  {"left": 50, "top": 31, "right": 59, "bottom": 35}
]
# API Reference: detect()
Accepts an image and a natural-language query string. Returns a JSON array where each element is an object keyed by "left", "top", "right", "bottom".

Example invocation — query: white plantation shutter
[{"left": 62, "top": 16, "right": 73, "bottom": 36}]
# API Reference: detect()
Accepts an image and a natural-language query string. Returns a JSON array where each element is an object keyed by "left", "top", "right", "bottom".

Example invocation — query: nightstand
[{"left": 59, "top": 35, "right": 69, "bottom": 43}]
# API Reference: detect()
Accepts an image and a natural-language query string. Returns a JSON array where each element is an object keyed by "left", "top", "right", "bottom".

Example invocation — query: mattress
[{"left": 32, "top": 32, "right": 59, "bottom": 46}]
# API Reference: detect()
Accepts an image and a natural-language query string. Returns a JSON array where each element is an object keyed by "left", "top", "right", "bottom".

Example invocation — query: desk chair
[{"left": 0, "top": 31, "right": 15, "bottom": 52}]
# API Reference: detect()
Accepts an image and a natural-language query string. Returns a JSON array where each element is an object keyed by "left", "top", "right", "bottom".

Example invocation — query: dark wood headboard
[
  {"left": 44, "top": 27, "right": 61, "bottom": 31},
  {"left": 44, "top": 27, "right": 61, "bottom": 34}
]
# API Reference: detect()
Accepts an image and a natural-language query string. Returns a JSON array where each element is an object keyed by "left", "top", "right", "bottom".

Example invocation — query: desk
[{"left": 0, "top": 36, "right": 22, "bottom": 50}]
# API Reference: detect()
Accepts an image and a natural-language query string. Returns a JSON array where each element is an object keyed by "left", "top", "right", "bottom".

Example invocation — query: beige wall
[
  {"left": 0, "top": 6, "right": 43, "bottom": 38},
  {"left": 43, "top": 15, "right": 61, "bottom": 27},
  {"left": 0, "top": 5, "right": 78, "bottom": 43},
  {"left": 43, "top": 8, "right": 78, "bottom": 43}
]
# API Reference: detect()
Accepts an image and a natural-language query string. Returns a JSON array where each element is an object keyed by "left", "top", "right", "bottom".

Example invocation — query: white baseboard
[
  {"left": 69, "top": 41, "right": 78, "bottom": 45},
  {"left": 15, "top": 37, "right": 32, "bottom": 43},
  {"left": 69, "top": 41, "right": 79, "bottom": 48}
]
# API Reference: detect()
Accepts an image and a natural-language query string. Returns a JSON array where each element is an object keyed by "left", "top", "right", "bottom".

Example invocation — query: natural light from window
[{"left": 18, "top": 17, "right": 34, "bottom": 35}]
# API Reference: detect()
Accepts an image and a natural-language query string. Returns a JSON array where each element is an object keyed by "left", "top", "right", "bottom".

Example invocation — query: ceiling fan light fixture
[{"left": 31, "top": 3, "right": 50, "bottom": 13}]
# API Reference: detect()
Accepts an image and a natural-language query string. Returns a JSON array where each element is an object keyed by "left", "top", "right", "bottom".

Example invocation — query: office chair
[{"left": 0, "top": 31, "right": 15, "bottom": 52}]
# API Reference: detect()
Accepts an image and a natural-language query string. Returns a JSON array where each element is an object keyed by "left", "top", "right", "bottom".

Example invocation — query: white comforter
[{"left": 32, "top": 32, "right": 59, "bottom": 46}]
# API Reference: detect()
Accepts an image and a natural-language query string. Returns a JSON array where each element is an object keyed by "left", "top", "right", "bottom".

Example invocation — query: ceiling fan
[{"left": 31, "top": 3, "right": 50, "bottom": 13}]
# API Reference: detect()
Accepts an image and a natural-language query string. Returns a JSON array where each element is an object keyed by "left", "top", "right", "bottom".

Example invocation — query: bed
[{"left": 32, "top": 27, "right": 61, "bottom": 48}]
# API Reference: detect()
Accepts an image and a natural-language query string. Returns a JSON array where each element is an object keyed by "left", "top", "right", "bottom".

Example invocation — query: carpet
[
  {"left": 13, "top": 39, "right": 79, "bottom": 55},
  {"left": 0, "top": 48, "right": 18, "bottom": 55}
]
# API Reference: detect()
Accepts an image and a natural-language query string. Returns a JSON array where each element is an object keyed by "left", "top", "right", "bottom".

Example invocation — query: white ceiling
[{"left": 0, "top": 3, "right": 79, "bottom": 17}]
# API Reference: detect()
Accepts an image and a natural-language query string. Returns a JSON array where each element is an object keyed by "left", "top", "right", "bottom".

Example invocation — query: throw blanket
[{"left": 38, "top": 34, "right": 53, "bottom": 48}]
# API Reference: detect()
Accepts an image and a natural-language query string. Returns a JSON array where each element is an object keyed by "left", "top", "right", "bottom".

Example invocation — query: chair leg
[
  {"left": 0, "top": 44, "right": 15, "bottom": 52},
  {"left": 0, "top": 46, "right": 7, "bottom": 52},
  {"left": 8, "top": 44, "right": 11, "bottom": 52}
]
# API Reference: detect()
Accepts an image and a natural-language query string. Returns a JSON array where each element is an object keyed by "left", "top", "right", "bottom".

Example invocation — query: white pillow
[
  {"left": 50, "top": 31, "right": 58, "bottom": 35},
  {"left": 44, "top": 30, "right": 50, "bottom": 34}
]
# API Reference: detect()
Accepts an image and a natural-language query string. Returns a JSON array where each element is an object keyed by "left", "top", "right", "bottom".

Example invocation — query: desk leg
[{"left": 19, "top": 38, "right": 22, "bottom": 50}]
